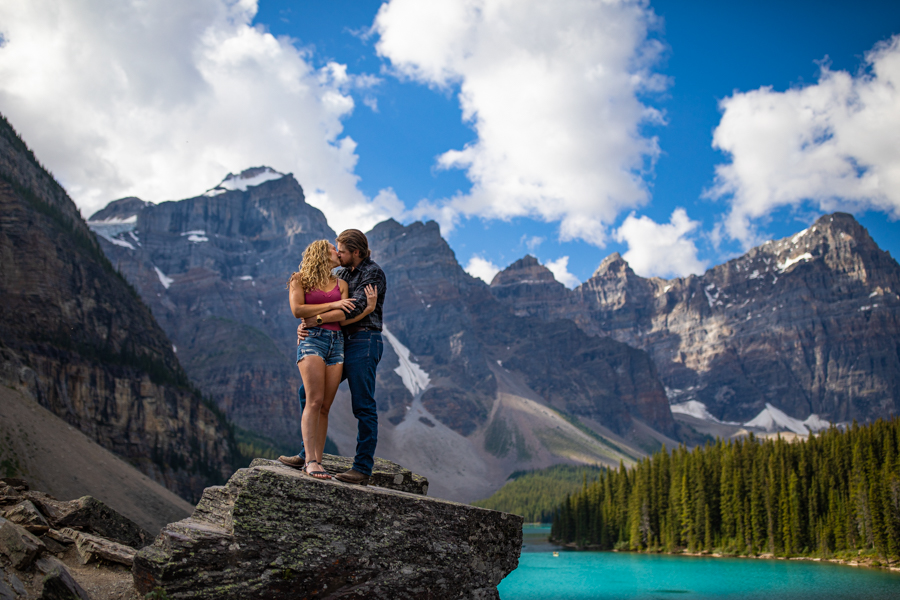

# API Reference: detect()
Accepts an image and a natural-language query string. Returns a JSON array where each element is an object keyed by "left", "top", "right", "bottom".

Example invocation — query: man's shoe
[
  {"left": 278, "top": 455, "right": 305, "bottom": 469},
  {"left": 334, "top": 469, "right": 369, "bottom": 486}
]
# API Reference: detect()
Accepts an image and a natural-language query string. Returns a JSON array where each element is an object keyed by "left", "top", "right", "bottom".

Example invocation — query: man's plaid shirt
[{"left": 335, "top": 256, "right": 386, "bottom": 331}]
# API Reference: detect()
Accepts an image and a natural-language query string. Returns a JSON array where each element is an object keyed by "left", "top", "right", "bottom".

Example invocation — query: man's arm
[
  {"left": 341, "top": 268, "right": 386, "bottom": 320},
  {"left": 340, "top": 285, "right": 377, "bottom": 326}
]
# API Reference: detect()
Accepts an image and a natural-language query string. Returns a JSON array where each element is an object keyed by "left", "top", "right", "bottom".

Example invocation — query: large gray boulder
[{"left": 133, "top": 461, "right": 522, "bottom": 599}]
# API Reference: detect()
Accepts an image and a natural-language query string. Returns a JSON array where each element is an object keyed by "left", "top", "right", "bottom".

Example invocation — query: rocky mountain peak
[
  {"left": 592, "top": 251, "right": 636, "bottom": 279},
  {"left": 491, "top": 254, "right": 562, "bottom": 288},
  {"left": 202, "top": 166, "right": 286, "bottom": 197},
  {"left": 88, "top": 196, "right": 152, "bottom": 222},
  {"left": 724, "top": 212, "right": 896, "bottom": 292},
  {"left": 368, "top": 219, "right": 459, "bottom": 266},
  {"left": 490, "top": 255, "right": 558, "bottom": 287}
]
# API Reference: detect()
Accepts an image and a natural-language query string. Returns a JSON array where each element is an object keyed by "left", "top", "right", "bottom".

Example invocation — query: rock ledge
[{"left": 133, "top": 459, "right": 522, "bottom": 599}]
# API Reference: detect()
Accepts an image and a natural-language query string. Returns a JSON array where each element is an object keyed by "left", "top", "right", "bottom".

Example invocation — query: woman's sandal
[{"left": 305, "top": 460, "right": 331, "bottom": 480}]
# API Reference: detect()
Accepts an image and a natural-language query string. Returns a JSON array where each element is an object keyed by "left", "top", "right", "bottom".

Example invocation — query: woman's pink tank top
[{"left": 304, "top": 283, "right": 342, "bottom": 331}]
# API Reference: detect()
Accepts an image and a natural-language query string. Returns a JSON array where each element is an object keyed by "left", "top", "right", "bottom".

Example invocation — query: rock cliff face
[
  {"left": 0, "top": 114, "right": 237, "bottom": 501},
  {"left": 492, "top": 213, "right": 900, "bottom": 425},
  {"left": 368, "top": 220, "right": 676, "bottom": 439},
  {"left": 88, "top": 169, "right": 337, "bottom": 447},
  {"left": 133, "top": 459, "right": 522, "bottom": 600}
]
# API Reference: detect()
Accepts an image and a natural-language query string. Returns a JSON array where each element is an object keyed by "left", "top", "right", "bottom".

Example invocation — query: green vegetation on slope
[
  {"left": 472, "top": 464, "right": 603, "bottom": 523},
  {"left": 551, "top": 419, "right": 900, "bottom": 562}
]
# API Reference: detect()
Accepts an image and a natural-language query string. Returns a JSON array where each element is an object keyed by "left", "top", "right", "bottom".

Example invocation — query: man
[{"left": 279, "top": 229, "right": 386, "bottom": 485}]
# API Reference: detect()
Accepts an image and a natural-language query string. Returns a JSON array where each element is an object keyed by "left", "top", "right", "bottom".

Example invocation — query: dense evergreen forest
[
  {"left": 473, "top": 465, "right": 602, "bottom": 523},
  {"left": 551, "top": 419, "right": 900, "bottom": 561}
]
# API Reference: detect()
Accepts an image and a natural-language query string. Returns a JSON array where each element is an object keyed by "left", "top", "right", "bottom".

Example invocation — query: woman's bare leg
[
  {"left": 299, "top": 356, "right": 329, "bottom": 479},
  {"left": 314, "top": 364, "right": 344, "bottom": 462}
]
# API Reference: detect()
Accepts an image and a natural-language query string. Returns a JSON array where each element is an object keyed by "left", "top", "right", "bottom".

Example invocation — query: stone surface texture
[
  {"left": 0, "top": 114, "right": 238, "bottom": 502},
  {"left": 0, "top": 481, "right": 149, "bottom": 599},
  {"left": 492, "top": 213, "right": 900, "bottom": 423},
  {"left": 27, "top": 496, "right": 149, "bottom": 549},
  {"left": 35, "top": 556, "right": 91, "bottom": 600},
  {"left": 63, "top": 529, "right": 136, "bottom": 567},
  {"left": 0, "top": 521, "right": 45, "bottom": 569},
  {"left": 133, "top": 461, "right": 523, "bottom": 599},
  {"left": 250, "top": 456, "right": 429, "bottom": 496},
  {"left": 2, "top": 501, "right": 49, "bottom": 534}
]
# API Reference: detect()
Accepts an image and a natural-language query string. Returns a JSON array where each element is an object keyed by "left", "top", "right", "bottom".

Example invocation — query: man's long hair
[
  {"left": 288, "top": 240, "right": 335, "bottom": 292},
  {"left": 337, "top": 229, "right": 371, "bottom": 260}
]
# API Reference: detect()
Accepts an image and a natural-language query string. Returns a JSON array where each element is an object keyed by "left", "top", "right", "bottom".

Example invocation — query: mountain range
[
  {"left": 491, "top": 213, "right": 900, "bottom": 427},
  {"left": 84, "top": 165, "right": 900, "bottom": 501}
]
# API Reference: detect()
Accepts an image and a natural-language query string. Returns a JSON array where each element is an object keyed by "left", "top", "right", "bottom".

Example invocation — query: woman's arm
[
  {"left": 340, "top": 284, "right": 378, "bottom": 326},
  {"left": 288, "top": 280, "right": 355, "bottom": 319}
]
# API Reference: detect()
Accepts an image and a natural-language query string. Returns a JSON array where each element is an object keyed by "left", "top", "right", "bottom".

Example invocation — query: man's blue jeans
[{"left": 297, "top": 331, "right": 383, "bottom": 476}]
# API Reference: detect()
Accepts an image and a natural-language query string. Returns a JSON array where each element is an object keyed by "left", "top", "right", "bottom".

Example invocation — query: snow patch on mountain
[
  {"left": 670, "top": 400, "right": 738, "bottom": 425},
  {"left": 670, "top": 400, "right": 718, "bottom": 421},
  {"left": 383, "top": 327, "right": 430, "bottom": 396},
  {"left": 154, "top": 266, "right": 173, "bottom": 289},
  {"left": 88, "top": 215, "right": 138, "bottom": 244},
  {"left": 203, "top": 167, "right": 285, "bottom": 196},
  {"left": 791, "top": 228, "right": 809, "bottom": 244},
  {"left": 777, "top": 253, "right": 813, "bottom": 272},
  {"left": 743, "top": 403, "right": 830, "bottom": 435},
  {"left": 181, "top": 230, "right": 209, "bottom": 243}
]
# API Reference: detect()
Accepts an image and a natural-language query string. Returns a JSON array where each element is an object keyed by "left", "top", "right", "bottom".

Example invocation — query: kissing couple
[{"left": 279, "top": 229, "right": 386, "bottom": 486}]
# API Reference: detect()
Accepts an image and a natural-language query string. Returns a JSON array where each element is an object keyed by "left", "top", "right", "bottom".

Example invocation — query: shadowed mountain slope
[{"left": 0, "top": 113, "right": 238, "bottom": 502}]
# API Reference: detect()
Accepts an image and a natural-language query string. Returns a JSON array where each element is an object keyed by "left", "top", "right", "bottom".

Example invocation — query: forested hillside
[
  {"left": 551, "top": 420, "right": 900, "bottom": 561},
  {"left": 473, "top": 465, "right": 602, "bottom": 523}
]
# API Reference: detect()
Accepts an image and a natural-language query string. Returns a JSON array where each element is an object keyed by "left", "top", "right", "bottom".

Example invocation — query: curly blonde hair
[{"left": 288, "top": 240, "right": 335, "bottom": 292}]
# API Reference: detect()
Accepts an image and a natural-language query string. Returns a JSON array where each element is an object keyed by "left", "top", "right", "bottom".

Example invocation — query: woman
[{"left": 287, "top": 240, "right": 376, "bottom": 479}]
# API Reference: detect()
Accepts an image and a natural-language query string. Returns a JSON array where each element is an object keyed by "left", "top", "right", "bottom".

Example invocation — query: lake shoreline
[{"left": 548, "top": 538, "right": 900, "bottom": 573}]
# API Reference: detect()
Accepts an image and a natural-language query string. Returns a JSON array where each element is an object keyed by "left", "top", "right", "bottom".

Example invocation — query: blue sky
[{"left": 1, "top": 0, "right": 898, "bottom": 286}]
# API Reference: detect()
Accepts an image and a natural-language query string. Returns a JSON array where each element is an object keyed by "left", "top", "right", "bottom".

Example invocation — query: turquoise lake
[{"left": 499, "top": 526, "right": 900, "bottom": 600}]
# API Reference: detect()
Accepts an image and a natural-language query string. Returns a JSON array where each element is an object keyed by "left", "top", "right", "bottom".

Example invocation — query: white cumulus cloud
[
  {"left": 708, "top": 35, "right": 900, "bottom": 248},
  {"left": 615, "top": 208, "right": 706, "bottom": 278},
  {"left": 0, "top": 0, "right": 400, "bottom": 232},
  {"left": 544, "top": 256, "right": 580, "bottom": 289},
  {"left": 373, "top": 0, "right": 667, "bottom": 246},
  {"left": 464, "top": 255, "right": 501, "bottom": 283}
]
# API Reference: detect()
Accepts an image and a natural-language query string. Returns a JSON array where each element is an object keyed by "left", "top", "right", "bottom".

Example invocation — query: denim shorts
[{"left": 297, "top": 327, "right": 344, "bottom": 366}]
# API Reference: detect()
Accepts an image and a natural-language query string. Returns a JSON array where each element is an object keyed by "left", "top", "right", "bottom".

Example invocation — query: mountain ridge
[{"left": 492, "top": 212, "right": 900, "bottom": 428}]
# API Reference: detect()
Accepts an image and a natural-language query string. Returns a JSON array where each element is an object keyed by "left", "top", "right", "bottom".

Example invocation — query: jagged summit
[
  {"left": 592, "top": 251, "right": 636, "bottom": 279},
  {"left": 203, "top": 166, "right": 286, "bottom": 197},
  {"left": 490, "top": 254, "right": 558, "bottom": 287}
]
